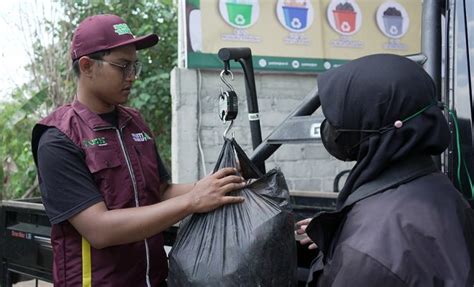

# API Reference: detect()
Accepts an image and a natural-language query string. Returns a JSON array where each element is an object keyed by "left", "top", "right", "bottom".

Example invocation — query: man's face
[{"left": 88, "top": 44, "right": 139, "bottom": 108}]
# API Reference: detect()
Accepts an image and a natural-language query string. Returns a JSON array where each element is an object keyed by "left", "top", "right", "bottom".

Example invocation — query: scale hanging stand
[{"left": 218, "top": 64, "right": 238, "bottom": 139}]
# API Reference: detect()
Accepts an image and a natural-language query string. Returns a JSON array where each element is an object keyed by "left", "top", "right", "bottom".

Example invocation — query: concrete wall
[{"left": 171, "top": 67, "right": 353, "bottom": 193}]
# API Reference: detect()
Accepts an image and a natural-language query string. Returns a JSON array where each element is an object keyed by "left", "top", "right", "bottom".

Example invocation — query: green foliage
[
  {"left": 0, "top": 88, "right": 47, "bottom": 198},
  {"left": 1, "top": 0, "right": 177, "bottom": 198}
]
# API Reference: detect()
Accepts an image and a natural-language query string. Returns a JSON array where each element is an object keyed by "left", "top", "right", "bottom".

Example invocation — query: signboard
[{"left": 180, "top": 0, "right": 422, "bottom": 72}]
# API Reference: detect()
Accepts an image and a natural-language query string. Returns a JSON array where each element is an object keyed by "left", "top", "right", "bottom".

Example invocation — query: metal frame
[
  {"left": 219, "top": 0, "right": 474, "bottom": 201},
  {"left": 219, "top": 1, "right": 444, "bottom": 172},
  {"left": 218, "top": 0, "right": 444, "bottom": 172}
]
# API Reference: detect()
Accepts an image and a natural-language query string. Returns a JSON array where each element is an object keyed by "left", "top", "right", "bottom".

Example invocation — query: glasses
[{"left": 95, "top": 59, "right": 143, "bottom": 79}]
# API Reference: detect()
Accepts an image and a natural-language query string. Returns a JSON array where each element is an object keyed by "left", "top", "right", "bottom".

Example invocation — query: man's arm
[
  {"left": 69, "top": 168, "right": 245, "bottom": 249},
  {"left": 154, "top": 145, "right": 193, "bottom": 200},
  {"left": 37, "top": 128, "right": 245, "bottom": 250},
  {"left": 160, "top": 182, "right": 193, "bottom": 200}
]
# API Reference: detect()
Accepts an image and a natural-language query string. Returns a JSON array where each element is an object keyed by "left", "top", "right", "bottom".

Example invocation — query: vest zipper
[{"left": 115, "top": 128, "right": 152, "bottom": 287}]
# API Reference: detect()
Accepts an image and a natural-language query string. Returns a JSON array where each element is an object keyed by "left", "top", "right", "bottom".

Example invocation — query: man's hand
[
  {"left": 187, "top": 167, "right": 246, "bottom": 213},
  {"left": 69, "top": 167, "right": 245, "bottom": 248},
  {"left": 296, "top": 218, "right": 317, "bottom": 250}
]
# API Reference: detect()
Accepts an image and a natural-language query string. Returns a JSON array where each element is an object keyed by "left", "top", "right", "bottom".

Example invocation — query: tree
[
  {"left": 58, "top": 0, "right": 178, "bottom": 161},
  {"left": 0, "top": 88, "right": 48, "bottom": 199},
  {"left": 0, "top": 0, "right": 177, "bottom": 199}
]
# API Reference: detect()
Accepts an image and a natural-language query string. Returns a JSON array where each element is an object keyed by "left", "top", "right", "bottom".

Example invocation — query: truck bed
[{"left": 0, "top": 193, "right": 337, "bottom": 286}]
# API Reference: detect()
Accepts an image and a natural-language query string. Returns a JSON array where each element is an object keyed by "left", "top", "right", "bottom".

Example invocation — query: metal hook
[
  {"left": 223, "top": 60, "right": 230, "bottom": 73},
  {"left": 223, "top": 120, "right": 234, "bottom": 139},
  {"left": 220, "top": 69, "right": 234, "bottom": 91}
]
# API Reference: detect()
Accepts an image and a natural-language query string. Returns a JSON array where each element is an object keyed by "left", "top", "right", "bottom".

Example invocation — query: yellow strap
[{"left": 82, "top": 237, "right": 92, "bottom": 287}]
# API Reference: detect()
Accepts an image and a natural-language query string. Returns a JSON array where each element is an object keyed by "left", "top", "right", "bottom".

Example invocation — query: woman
[{"left": 297, "top": 54, "right": 474, "bottom": 286}]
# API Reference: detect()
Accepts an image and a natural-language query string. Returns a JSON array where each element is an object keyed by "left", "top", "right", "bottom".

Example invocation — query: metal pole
[
  {"left": 237, "top": 58, "right": 263, "bottom": 148},
  {"left": 250, "top": 88, "right": 320, "bottom": 165},
  {"left": 218, "top": 48, "right": 265, "bottom": 172},
  {"left": 422, "top": 0, "right": 442, "bottom": 99},
  {"left": 422, "top": 0, "right": 442, "bottom": 169}
]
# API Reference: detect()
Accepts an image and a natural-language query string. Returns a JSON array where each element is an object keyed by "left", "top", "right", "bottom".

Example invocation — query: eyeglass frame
[{"left": 93, "top": 58, "right": 143, "bottom": 79}]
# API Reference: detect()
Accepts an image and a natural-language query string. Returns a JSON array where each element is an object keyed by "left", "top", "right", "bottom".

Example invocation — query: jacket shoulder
[{"left": 39, "top": 104, "right": 74, "bottom": 125}]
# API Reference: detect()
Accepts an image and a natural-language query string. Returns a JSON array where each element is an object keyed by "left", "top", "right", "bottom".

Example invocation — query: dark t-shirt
[{"left": 37, "top": 110, "right": 170, "bottom": 224}]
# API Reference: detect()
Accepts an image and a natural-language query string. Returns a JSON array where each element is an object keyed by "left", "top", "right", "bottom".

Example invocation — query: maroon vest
[{"left": 33, "top": 100, "right": 168, "bottom": 286}]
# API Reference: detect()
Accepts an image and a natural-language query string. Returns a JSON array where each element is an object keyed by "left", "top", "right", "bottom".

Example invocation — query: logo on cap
[{"left": 114, "top": 23, "right": 133, "bottom": 36}]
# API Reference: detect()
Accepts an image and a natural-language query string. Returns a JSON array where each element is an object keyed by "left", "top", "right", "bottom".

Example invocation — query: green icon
[{"left": 226, "top": 2, "right": 253, "bottom": 26}]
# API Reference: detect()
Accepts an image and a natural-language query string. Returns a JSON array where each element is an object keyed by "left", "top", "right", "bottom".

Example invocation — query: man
[
  {"left": 296, "top": 54, "right": 474, "bottom": 286},
  {"left": 31, "top": 14, "right": 245, "bottom": 286}
]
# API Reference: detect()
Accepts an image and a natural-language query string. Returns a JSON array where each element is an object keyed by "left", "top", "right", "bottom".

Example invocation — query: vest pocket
[
  {"left": 86, "top": 147, "right": 121, "bottom": 173},
  {"left": 85, "top": 148, "right": 133, "bottom": 209}
]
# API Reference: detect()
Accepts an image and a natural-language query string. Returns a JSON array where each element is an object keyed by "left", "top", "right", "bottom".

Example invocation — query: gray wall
[{"left": 171, "top": 67, "right": 353, "bottom": 193}]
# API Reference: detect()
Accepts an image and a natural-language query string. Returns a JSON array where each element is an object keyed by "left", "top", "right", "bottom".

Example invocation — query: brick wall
[{"left": 171, "top": 67, "right": 353, "bottom": 193}]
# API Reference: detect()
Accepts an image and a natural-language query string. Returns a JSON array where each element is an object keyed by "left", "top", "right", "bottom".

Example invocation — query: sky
[{"left": 0, "top": 1, "right": 56, "bottom": 101}]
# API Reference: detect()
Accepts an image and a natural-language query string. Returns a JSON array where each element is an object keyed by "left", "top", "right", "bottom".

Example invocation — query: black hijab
[{"left": 318, "top": 54, "right": 450, "bottom": 209}]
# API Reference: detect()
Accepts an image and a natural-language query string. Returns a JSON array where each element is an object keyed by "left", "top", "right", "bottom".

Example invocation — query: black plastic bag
[{"left": 168, "top": 138, "right": 297, "bottom": 286}]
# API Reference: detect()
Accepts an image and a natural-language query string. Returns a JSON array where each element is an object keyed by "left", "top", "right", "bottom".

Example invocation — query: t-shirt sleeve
[
  {"left": 155, "top": 148, "right": 171, "bottom": 182},
  {"left": 37, "top": 128, "right": 103, "bottom": 224}
]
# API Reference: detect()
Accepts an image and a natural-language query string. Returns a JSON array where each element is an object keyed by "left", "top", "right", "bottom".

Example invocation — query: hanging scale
[{"left": 218, "top": 69, "right": 238, "bottom": 123}]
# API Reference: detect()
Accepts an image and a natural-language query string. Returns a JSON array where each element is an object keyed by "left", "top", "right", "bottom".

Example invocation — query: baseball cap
[{"left": 71, "top": 14, "right": 159, "bottom": 61}]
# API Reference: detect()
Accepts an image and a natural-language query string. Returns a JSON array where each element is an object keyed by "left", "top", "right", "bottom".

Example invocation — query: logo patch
[
  {"left": 113, "top": 23, "right": 133, "bottom": 35},
  {"left": 83, "top": 137, "right": 108, "bottom": 148},
  {"left": 132, "top": 132, "right": 152, "bottom": 142}
]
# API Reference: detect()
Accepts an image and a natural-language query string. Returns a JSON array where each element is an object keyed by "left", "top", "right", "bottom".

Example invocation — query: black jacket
[{"left": 307, "top": 156, "right": 474, "bottom": 286}]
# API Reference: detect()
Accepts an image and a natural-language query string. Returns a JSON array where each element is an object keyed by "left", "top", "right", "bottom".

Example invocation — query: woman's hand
[{"left": 295, "top": 218, "right": 317, "bottom": 250}]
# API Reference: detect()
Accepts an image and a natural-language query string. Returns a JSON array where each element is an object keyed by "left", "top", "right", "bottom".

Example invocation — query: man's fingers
[
  {"left": 308, "top": 243, "right": 317, "bottom": 250},
  {"left": 220, "top": 181, "right": 246, "bottom": 194},
  {"left": 213, "top": 167, "right": 238, "bottom": 178},
  {"left": 221, "top": 196, "right": 245, "bottom": 205},
  {"left": 218, "top": 175, "right": 245, "bottom": 186},
  {"left": 236, "top": 160, "right": 242, "bottom": 173}
]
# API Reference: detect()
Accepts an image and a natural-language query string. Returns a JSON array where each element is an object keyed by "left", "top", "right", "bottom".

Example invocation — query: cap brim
[{"left": 109, "top": 33, "right": 159, "bottom": 51}]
